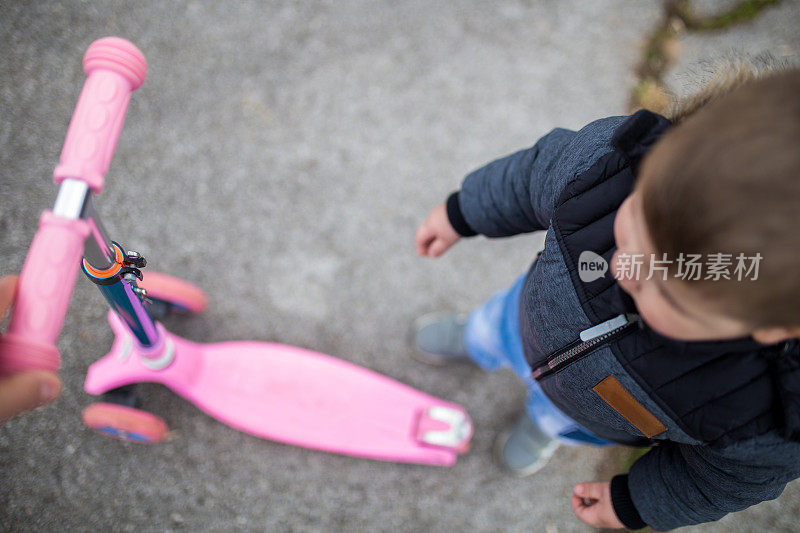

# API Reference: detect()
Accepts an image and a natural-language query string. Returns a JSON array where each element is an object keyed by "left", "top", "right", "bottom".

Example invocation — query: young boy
[{"left": 413, "top": 68, "right": 800, "bottom": 529}]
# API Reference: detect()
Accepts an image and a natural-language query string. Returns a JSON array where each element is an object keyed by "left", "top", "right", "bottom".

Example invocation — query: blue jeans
[{"left": 464, "top": 275, "right": 611, "bottom": 446}]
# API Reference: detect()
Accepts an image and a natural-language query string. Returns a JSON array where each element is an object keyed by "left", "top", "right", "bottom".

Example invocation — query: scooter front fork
[
  {"left": 78, "top": 207, "right": 166, "bottom": 402},
  {"left": 82, "top": 241, "right": 160, "bottom": 348}
]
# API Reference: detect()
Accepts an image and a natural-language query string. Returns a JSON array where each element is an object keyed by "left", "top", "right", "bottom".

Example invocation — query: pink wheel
[
  {"left": 82, "top": 402, "right": 168, "bottom": 444},
  {"left": 138, "top": 271, "right": 207, "bottom": 315}
]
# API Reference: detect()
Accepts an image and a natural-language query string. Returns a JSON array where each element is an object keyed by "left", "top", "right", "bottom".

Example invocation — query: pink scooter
[{"left": 0, "top": 37, "right": 472, "bottom": 466}]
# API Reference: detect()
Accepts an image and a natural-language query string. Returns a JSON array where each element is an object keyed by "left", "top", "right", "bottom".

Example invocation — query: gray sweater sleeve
[
  {"left": 456, "top": 115, "right": 628, "bottom": 237},
  {"left": 626, "top": 433, "right": 800, "bottom": 530}
]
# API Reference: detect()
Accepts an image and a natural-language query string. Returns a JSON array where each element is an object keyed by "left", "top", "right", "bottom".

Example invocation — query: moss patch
[
  {"left": 675, "top": 0, "right": 782, "bottom": 31},
  {"left": 628, "top": 0, "right": 782, "bottom": 113}
]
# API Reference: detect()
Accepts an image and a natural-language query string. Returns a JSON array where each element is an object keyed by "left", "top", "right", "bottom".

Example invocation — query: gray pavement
[{"left": 0, "top": 1, "right": 798, "bottom": 532}]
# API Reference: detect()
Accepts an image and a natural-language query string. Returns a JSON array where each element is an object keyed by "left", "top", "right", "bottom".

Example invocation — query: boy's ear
[{"left": 752, "top": 327, "right": 800, "bottom": 345}]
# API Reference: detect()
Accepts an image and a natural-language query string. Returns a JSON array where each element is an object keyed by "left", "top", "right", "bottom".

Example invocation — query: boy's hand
[
  {"left": 0, "top": 275, "right": 62, "bottom": 424},
  {"left": 571, "top": 481, "right": 625, "bottom": 529},
  {"left": 0, "top": 371, "right": 61, "bottom": 423},
  {"left": 415, "top": 203, "right": 461, "bottom": 258}
]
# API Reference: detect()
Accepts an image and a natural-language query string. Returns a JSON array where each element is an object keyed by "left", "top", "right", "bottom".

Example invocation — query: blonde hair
[{"left": 639, "top": 68, "right": 800, "bottom": 328}]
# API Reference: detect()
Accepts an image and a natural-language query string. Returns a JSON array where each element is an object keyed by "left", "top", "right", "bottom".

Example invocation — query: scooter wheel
[
  {"left": 82, "top": 402, "right": 169, "bottom": 444},
  {"left": 138, "top": 271, "right": 207, "bottom": 317}
]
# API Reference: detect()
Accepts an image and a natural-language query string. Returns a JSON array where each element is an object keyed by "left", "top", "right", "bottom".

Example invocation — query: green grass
[{"left": 618, "top": 446, "right": 650, "bottom": 471}]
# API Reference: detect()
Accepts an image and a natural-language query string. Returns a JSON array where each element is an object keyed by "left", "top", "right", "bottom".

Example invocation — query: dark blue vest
[{"left": 551, "top": 110, "right": 800, "bottom": 447}]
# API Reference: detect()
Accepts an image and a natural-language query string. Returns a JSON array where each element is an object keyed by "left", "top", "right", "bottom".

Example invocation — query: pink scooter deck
[{"left": 85, "top": 313, "right": 472, "bottom": 466}]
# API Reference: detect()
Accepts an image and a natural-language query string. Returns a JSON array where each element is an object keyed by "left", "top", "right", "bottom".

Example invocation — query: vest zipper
[{"left": 531, "top": 313, "right": 640, "bottom": 381}]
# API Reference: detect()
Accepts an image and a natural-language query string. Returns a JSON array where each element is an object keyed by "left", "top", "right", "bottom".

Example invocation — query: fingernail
[
  {"left": 40, "top": 380, "right": 58, "bottom": 403},
  {"left": 575, "top": 484, "right": 583, "bottom": 496}
]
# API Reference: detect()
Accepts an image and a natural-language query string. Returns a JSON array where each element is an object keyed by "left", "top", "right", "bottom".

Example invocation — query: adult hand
[
  {"left": 415, "top": 202, "right": 461, "bottom": 258},
  {"left": 571, "top": 481, "right": 625, "bottom": 529},
  {"left": 0, "top": 275, "right": 61, "bottom": 424}
]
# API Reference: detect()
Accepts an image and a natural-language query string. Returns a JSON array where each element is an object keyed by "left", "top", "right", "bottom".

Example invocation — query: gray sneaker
[
  {"left": 494, "top": 414, "right": 560, "bottom": 477},
  {"left": 411, "top": 312, "right": 474, "bottom": 366}
]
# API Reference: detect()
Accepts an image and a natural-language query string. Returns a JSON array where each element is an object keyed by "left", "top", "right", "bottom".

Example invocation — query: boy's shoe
[
  {"left": 411, "top": 312, "right": 474, "bottom": 366},
  {"left": 494, "top": 414, "right": 560, "bottom": 477}
]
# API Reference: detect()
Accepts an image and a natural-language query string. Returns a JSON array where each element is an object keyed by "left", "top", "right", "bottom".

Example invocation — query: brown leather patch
[{"left": 593, "top": 375, "right": 666, "bottom": 438}]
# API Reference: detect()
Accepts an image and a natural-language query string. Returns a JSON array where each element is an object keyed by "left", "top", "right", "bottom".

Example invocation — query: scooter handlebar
[
  {"left": 0, "top": 37, "right": 146, "bottom": 377},
  {"left": 0, "top": 213, "right": 90, "bottom": 376},
  {"left": 53, "top": 37, "right": 147, "bottom": 193}
]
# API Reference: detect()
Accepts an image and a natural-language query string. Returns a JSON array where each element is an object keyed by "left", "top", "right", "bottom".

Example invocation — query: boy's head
[{"left": 612, "top": 69, "right": 800, "bottom": 343}]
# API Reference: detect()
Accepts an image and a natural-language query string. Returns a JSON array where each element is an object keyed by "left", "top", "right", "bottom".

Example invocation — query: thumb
[
  {"left": 415, "top": 225, "right": 435, "bottom": 256},
  {"left": 428, "top": 238, "right": 451, "bottom": 258},
  {"left": 0, "top": 371, "right": 61, "bottom": 424},
  {"left": 574, "top": 481, "right": 606, "bottom": 501}
]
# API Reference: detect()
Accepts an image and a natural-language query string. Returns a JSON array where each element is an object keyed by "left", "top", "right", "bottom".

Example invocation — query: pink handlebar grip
[
  {"left": 53, "top": 37, "right": 147, "bottom": 193},
  {"left": 0, "top": 212, "right": 90, "bottom": 377}
]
